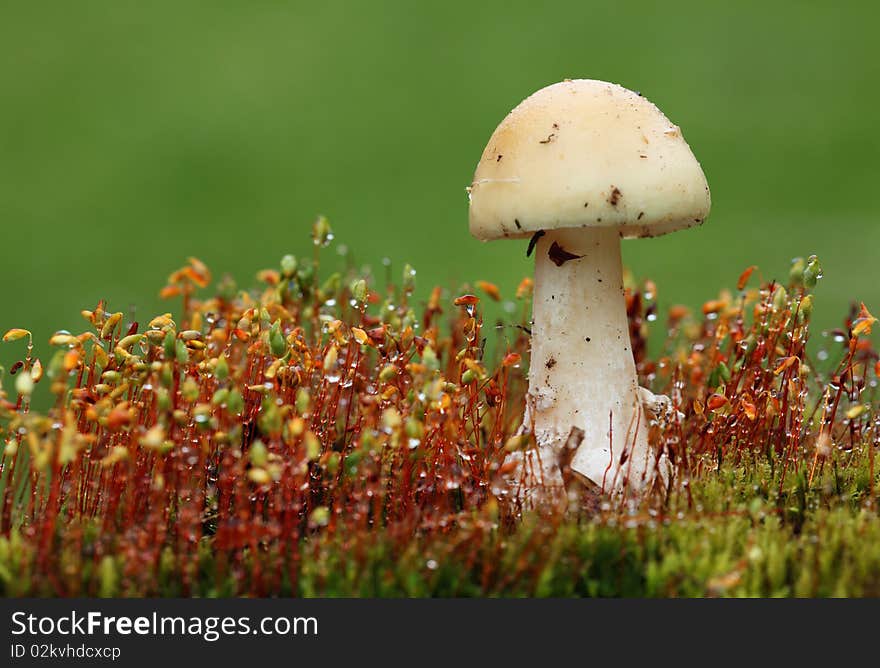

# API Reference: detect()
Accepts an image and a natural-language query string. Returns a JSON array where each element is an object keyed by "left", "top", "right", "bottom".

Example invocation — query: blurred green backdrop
[{"left": 1, "top": 1, "right": 878, "bottom": 376}]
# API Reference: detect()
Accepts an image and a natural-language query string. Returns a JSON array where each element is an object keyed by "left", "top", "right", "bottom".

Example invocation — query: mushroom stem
[{"left": 528, "top": 226, "right": 654, "bottom": 492}]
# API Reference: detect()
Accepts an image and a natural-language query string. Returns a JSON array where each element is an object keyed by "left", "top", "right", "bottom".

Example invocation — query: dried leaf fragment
[{"left": 548, "top": 242, "right": 583, "bottom": 267}]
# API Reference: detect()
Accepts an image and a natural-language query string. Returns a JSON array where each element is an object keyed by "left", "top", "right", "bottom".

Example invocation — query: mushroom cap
[{"left": 468, "top": 79, "right": 711, "bottom": 241}]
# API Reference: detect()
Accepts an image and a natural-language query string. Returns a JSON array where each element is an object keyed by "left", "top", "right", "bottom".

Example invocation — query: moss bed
[{"left": 1, "top": 220, "right": 878, "bottom": 597}]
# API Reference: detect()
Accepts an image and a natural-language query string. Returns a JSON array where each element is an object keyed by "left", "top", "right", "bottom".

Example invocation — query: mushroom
[{"left": 468, "top": 79, "right": 710, "bottom": 494}]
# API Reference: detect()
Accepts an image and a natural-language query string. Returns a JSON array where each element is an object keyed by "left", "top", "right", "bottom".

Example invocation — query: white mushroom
[{"left": 468, "top": 79, "right": 710, "bottom": 494}]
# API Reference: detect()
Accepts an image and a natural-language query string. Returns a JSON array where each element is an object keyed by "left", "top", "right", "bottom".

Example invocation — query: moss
[{"left": 0, "top": 226, "right": 877, "bottom": 597}]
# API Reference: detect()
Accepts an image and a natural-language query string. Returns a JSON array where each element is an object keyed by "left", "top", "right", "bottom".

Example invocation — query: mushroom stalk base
[{"left": 528, "top": 227, "right": 655, "bottom": 493}]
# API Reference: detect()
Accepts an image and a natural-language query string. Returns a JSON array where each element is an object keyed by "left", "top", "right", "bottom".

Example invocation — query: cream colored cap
[{"left": 468, "top": 79, "right": 710, "bottom": 241}]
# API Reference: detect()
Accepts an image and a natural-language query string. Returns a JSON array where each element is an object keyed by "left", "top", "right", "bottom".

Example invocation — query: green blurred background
[{"left": 1, "top": 1, "right": 878, "bottom": 377}]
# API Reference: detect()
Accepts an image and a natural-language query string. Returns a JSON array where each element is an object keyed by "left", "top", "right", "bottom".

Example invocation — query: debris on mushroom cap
[{"left": 467, "top": 79, "right": 711, "bottom": 241}]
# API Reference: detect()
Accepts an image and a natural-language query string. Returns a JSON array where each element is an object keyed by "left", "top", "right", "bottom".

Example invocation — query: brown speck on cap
[{"left": 608, "top": 187, "right": 622, "bottom": 206}]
